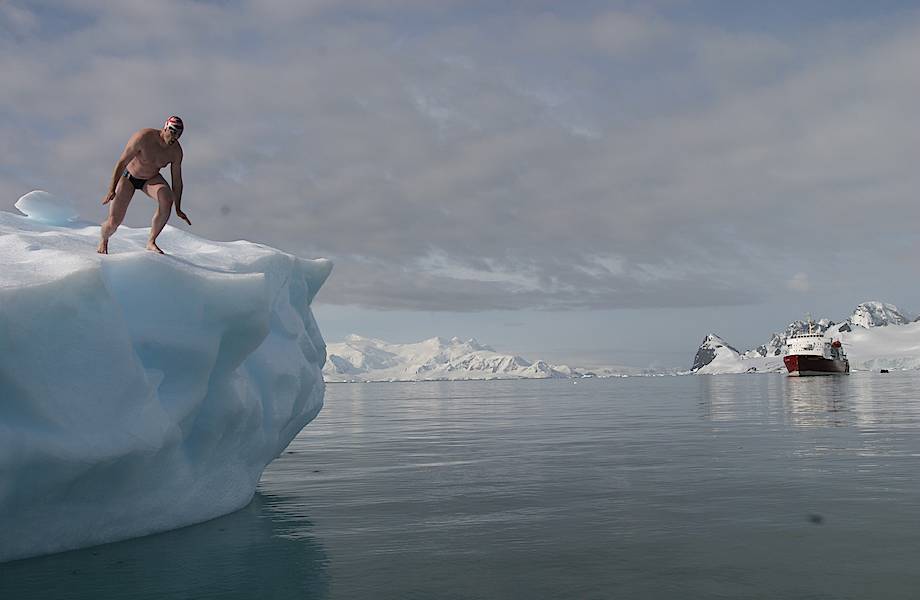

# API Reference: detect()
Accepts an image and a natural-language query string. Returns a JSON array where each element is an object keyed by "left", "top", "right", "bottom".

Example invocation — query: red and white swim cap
[{"left": 164, "top": 116, "right": 184, "bottom": 135}]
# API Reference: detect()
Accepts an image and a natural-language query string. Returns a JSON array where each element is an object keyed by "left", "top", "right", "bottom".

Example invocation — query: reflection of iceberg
[
  {"left": 0, "top": 494, "right": 330, "bottom": 599},
  {"left": 0, "top": 193, "right": 332, "bottom": 562}
]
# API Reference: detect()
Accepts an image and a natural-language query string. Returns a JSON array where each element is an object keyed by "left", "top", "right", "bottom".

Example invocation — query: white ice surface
[
  {"left": 0, "top": 192, "right": 332, "bottom": 562},
  {"left": 841, "top": 321, "right": 920, "bottom": 370},
  {"left": 13, "top": 190, "right": 78, "bottom": 225}
]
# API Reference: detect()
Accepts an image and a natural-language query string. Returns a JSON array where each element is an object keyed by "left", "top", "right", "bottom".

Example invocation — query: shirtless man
[{"left": 97, "top": 116, "right": 191, "bottom": 254}]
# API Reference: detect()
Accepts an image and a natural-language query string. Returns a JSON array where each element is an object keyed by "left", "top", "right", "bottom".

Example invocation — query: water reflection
[
  {"left": 846, "top": 373, "right": 920, "bottom": 428},
  {"left": 698, "top": 374, "right": 786, "bottom": 422},
  {"left": 784, "top": 375, "right": 853, "bottom": 428},
  {"left": 0, "top": 494, "right": 329, "bottom": 600},
  {"left": 699, "top": 372, "right": 920, "bottom": 431}
]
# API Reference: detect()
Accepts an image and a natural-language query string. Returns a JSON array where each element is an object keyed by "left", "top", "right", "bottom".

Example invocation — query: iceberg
[{"left": 0, "top": 192, "right": 332, "bottom": 562}]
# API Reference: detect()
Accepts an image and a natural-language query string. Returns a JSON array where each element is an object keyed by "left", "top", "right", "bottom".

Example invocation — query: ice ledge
[{"left": 0, "top": 195, "right": 332, "bottom": 562}]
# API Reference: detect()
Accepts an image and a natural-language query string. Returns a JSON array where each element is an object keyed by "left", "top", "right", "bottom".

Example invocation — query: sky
[{"left": 3, "top": 0, "right": 920, "bottom": 368}]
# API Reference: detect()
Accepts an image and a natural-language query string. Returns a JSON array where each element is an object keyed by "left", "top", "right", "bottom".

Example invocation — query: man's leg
[
  {"left": 143, "top": 176, "right": 174, "bottom": 254},
  {"left": 98, "top": 176, "right": 135, "bottom": 254}
]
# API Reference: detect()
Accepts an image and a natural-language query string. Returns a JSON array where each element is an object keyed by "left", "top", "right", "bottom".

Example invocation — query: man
[{"left": 97, "top": 116, "right": 191, "bottom": 254}]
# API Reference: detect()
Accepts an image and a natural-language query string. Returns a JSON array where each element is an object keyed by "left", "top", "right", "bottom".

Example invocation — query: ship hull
[{"left": 784, "top": 354, "right": 849, "bottom": 376}]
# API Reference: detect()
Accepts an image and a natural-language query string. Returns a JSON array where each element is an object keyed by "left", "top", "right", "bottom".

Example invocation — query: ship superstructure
[{"left": 783, "top": 326, "right": 849, "bottom": 376}]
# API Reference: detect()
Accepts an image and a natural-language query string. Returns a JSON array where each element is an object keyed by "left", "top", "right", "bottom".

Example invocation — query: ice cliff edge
[{"left": 0, "top": 192, "right": 332, "bottom": 562}]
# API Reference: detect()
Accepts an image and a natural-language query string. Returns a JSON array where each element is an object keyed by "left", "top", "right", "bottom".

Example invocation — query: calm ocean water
[{"left": 4, "top": 374, "right": 920, "bottom": 599}]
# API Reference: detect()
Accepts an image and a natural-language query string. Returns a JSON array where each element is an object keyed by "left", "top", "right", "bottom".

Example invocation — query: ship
[{"left": 783, "top": 326, "right": 849, "bottom": 376}]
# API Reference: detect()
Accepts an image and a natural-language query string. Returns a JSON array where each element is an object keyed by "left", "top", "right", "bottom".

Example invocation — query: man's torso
[{"left": 126, "top": 129, "right": 181, "bottom": 179}]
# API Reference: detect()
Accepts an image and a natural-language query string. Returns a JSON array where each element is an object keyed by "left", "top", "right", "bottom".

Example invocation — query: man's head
[{"left": 163, "top": 116, "right": 184, "bottom": 144}]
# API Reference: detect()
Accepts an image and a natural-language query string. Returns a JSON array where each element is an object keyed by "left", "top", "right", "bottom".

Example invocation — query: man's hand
[
  {"left": 102, "top": 191, "right": 115, "bottom": 205},
  {"left": 176, "top": 209, "right": 192, "bottom": 226}
]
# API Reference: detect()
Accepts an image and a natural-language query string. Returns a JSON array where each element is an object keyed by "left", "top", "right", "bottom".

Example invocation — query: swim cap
[{"left": 164, "top": 116, "right": 184, "bottom": 136}]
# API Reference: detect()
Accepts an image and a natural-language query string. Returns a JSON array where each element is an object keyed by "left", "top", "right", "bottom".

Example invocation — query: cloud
[
  {"left": 786, "top": 272, "right": 811, "bottom": 293},
  {"left": 587, "top": 11, "right": 672, "bottom": 55},
  {"left": 3, "top": 3, "right": 920, "bottom": 311},
  {"left": 0, "top": 2, "right": 39, "bottom": 37}
]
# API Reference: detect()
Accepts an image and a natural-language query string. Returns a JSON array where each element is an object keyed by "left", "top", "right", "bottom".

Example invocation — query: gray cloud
[{"left": 3, "top": 2, "right": 920, "bottom": 311}]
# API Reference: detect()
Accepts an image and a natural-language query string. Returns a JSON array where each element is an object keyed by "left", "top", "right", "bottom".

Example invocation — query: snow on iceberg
[
  {"left": 13, "top": 190, "right": 79, "bottom": 225},
  {"left": 0, "top": 192, "right": 332, "bottom": 562}
]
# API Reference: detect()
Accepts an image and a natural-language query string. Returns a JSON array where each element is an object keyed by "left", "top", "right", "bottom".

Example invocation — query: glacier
[{"left": 0, "top": 192, "right": 332, "bottom": 562}]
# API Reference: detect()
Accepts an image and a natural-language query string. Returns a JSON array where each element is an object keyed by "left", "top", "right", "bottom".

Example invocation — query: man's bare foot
[
  {"left": 97, "top": 240, "right": 108, "bottom": 254},
  {"left": 146, "top": 242, "right": 165, "bottom": 254}
]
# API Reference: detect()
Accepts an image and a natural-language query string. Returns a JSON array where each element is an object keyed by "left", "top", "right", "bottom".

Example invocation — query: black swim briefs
[{"left": 122, "top": 170, "right": 148, "bottom": 190}]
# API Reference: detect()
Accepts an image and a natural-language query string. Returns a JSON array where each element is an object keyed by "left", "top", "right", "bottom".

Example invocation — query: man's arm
[
  {"left": 103, "top": 132, "right": 143, "bottom": 204},
  {"left": 171, "top": 146, "right": 191, "bottom": 225}
]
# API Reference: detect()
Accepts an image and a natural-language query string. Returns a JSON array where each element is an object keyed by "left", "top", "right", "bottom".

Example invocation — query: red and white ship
[{"left": 783, "top": 329, "right": 849, "bottom": 376}]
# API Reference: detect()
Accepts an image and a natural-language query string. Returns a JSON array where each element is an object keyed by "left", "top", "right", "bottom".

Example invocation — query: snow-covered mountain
[
  {"left": 849, "top": 301, "right": 911, "bottom": 328},
  {"left": 732, "top": 302, "right": 910, "bottom": 365},
  {"left": 693, "top": 301, "right": 920, "bottom": 374},
  {"left": 692, "top": 334, "right": 786, "bottom": 374},
  {"left": 691, "top": 334, "right": 740, "bottom": 372},
  {"left": 324, "top": 335, "right": 653, "bottom": 381}
]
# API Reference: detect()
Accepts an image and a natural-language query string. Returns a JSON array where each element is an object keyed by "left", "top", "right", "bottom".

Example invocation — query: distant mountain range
[
  {"left": 323, "top": 335, "right": 661, "bottom": 382},
  {"left": 692, "top": 301, "right": 920, "bottom": 374},
  {"left": 324, "top": 301, "right": 920, "bottom": 382}
]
